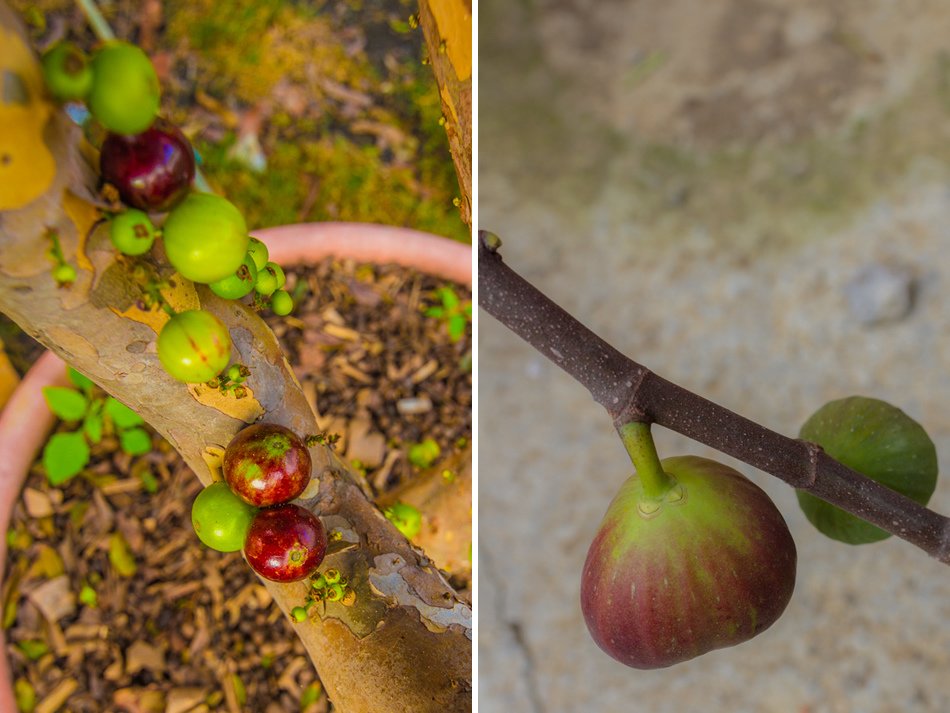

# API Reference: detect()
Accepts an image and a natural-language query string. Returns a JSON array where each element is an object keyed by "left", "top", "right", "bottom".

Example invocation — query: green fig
[
  {"left": 581, "top": 456, "right": 796, "bottom": 669},
  {"left": 797, "top": 396, "right": 938, "bottom": 544}
]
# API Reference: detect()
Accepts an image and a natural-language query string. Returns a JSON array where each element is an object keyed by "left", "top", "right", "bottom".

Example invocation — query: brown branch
[
  {"left": 478, "top": 231, "right": 950, "bottom": 564},
  {"left": 0, "top": 6, "right": 471, "bottom": 711}
]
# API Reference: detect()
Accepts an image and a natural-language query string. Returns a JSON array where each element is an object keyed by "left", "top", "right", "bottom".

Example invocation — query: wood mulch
[{"left": 2, "top": 258, "right": 471, "bottom": 712}]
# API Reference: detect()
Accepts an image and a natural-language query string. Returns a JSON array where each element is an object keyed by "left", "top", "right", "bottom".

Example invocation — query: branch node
[
  {"left": 798, "top": 439, "right": 822, "bottom": 487},
  {"left": 611, "top": 367, "right": 651, "bottom": 426}
]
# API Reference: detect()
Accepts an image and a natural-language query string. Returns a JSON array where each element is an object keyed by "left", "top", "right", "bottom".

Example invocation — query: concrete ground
[{"left": 478, "top": 1, "right": 950, "bottom": 711}]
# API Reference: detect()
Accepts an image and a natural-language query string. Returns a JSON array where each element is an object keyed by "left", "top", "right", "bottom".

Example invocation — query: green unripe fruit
[
  {"left": 88, "top": 42, "right": 160, "bottom": 135},
  {"left": 254, "top": 266, "right": 278, "bottom": 296},
  {"left": 163, "top": 193, "right": 249, "bottom": 284},
  {"left": 270, "top": 290, "right": 293, "bottom": 316},
  {"left": 157, "top": 309, "right": 232, "bottom": 383},
  {"left": 266, "top": 262, "right": 286, "bottom": 289},
  {"left": 209, "top": 253, "right": 258, "bottom": 299},
  {"left": 291, "top": 606, "right": 308, "bottom": 623},
  {"left": 109, "top": 209, "right": 157, "bottom": 256},
  {"left": 325, "top": 583, "right": 343, "bottom": 602},
  {"left": 323, "top": 568, "right": 340, "bottom": 585},
  {"left": 191, "top": 481, "right": 257, "bottom": 552},
  {"left": 311, "top": 574, "right": 327, "bottom": 590},
  {"left": 384, "top": 502, "right": 422, "bottom": 539},
  {"left": 52, "top": 263, "right": 77, "bottom": 284},
  {"left": 41, "top": 42, "right": 93, "bottom": 101},
  {"left": 797, "top": 396, "right": 938, "bottom": 544},
  {"left": 246, "top": 237, "right": 269, "bottom": 271}
]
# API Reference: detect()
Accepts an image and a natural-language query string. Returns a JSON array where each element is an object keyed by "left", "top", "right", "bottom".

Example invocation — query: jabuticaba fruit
[{"left": 580, "top": 455, "right": 797, "bottom": 669}]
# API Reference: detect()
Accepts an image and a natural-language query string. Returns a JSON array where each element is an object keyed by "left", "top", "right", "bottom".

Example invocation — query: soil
[{"left": 3, "top": 259, "right": 471, "bottom": 713}]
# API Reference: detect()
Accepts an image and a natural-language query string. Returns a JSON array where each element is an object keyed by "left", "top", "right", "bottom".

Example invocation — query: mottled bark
[
  {"left": 418, "top": 0, "right": 472, "bottom": 228},
  {"left": 0, "top": 6, "right": 471, "bottom": 711}
]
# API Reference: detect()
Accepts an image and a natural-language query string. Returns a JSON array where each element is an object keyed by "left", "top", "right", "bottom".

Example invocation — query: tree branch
[
  {"left": 478, "top": 231, "right": 950, "bottom": 564},
  {"left": 0, "top": 6, "right": 471, "bottom": 710}
]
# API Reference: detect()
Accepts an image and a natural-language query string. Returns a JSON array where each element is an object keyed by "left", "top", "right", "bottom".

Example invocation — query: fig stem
[{"left": 618, "top": 421, "right": 672, "bottom": 499}]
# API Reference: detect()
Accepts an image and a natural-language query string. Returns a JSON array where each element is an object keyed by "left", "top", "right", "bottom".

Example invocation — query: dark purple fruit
[
  {"left": 581, "top": 455, "right": 796, "bottom": 669},
  {"left": 244, "top": 504, "right": 327, "bottom": 582},
  {"left": 99, "top": 117, "right": 195, "bottom": 212},
  {"left": 223, "top": 423, "right": 311, "bottom": 507}
]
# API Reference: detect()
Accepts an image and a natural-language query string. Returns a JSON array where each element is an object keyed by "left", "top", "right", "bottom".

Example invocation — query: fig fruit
[
  {"left": 797, "top": 396, "right": 938, "bottom": 544},
  {"left": 244, "top": 503, "right": 327, "bottom": 582},
  {"left": 223, "top": 423, "right": 311, "bottom": 506},
  {"left": 581, "top": 455, "right": 796, "bottom": 669}
]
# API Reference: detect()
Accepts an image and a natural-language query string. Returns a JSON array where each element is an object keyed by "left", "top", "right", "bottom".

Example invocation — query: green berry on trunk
[
  {"left": 109, "top": 209, "right": 157, "bottom": 256},
  {"left": 323, "top": 568, "right": 340, "bottom": 585},
  {"left": 270, "top": 290, "right": 293, "bottom": 316},
  {"left": 246, "top": 237, "right": 269, "bottom": 271},
  {"left": 254, "top": 265, "right": 278, "bottom": 296},
  {"left": 325, "top": 583, "right": 343, "bottom": 602},
  {"left": 209, "top": 253, "right": 258, "bottom": 300},
  {"left": 291, "top": 606, "right": 308, "bottom": 623},
  {"left": 157, "top": 309, "right": 232, "bottom": 383},
  {"left": 266, "top": 262, "right": 286, "bottom": 289},
  {"left": 41, "top": 42, "right": 93, "bottom": 101},
  {"left": 191, "top": 481, "right": 257, "bottom": 552},
  {"left": 163, "top": 193, "right": 249, "bottom": 284},
  {"left": 88, "top": 42, "right": 160, "bottom": 135},
  {"left": 52, "top": 263, "right": 76, "bottom": 285}
]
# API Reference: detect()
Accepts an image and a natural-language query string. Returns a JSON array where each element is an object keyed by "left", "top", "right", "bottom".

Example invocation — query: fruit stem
[
  {"left": 76, "top": 0, "right": 116, "bottom": 42},
  {"left": 618, "top": 421, "right": 673, "bottom": 499}
]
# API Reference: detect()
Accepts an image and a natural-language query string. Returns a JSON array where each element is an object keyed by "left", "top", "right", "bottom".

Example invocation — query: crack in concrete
[{"left": 482, "top": 544, "right": 546, "bottom": 713}]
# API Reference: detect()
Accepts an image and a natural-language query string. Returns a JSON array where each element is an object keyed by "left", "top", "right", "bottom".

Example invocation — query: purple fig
[{"left": 580, "top": 455, "right": 796, "bottom": 669}]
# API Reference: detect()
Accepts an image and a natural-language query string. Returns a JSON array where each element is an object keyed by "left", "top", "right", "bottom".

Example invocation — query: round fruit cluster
[
  {"left": 41, "top": 39, "right": 295, "bottom": 384},
  {"left": 191, "top": 423, "right": 327, "bottom": 583},
  {"left": 290, "top": 567, "right": 356, "bottom": 623}
]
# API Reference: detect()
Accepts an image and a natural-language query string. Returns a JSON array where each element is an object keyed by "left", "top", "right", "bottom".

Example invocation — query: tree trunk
[{"left": 0, "top": 5, "right": 472, "bottom": 711}]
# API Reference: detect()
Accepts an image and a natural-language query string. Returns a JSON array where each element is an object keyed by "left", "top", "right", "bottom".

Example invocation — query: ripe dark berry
[
  {"left": 244, "top": 504, "right": 327, "bottom": 582},
  {"left": 100, "top": 118, "right": 195, "bottom": 212},
  {"left": 223, "top": 423, "right": 312, "bottom": 506}
]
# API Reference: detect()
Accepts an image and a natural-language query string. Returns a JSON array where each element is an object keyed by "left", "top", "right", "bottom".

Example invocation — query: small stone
[
  {"left": 165, "top": 687, "right": 208, "bottom": 713},
  {"left": 22, "top": 488, "right": 54, "bottom": 518},
  {"left": 27, "top": 575, "right": 75, "bottom": 622},
  {"left": 125, "top": 640, "right": 166, "bottom": 675},
  {"left": 844, "top": 263, "right": 915, "bottom": 327},
  {"left": 396, "top": 396, "right": 432, "bottom": 415}
]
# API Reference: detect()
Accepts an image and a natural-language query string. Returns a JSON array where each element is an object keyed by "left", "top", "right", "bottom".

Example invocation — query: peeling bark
[
  {"left": 0, "top": 6, "right": 471, "bottom": 711},
  {"left": 418, "top": 0, "right": 472, "bottom": 228}
]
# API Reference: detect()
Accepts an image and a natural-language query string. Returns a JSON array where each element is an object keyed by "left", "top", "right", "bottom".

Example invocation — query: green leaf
[
  {"left": 119, "top": 427, "right": 151, "bottom": 456},
  {"left": 42, "top": 432, "right": 90, "bottom": 485},
  {"left": 78, "top": 584, "right": 97, "bottom": 608},
  {"left": 231, "top": 674, "right": 246, "bottom": 707},
  {"left": 14, "top": 678, "right": 35, "bottom": 713},
  {"left": 439, "top": 287, "right": 459, "bottom": 310},
  {"left": 138, "top": 469, "right": 159, "bottom": 494},
  {"left": 424, "top": 306, "right": 444, "bottom": 318},
  {"left": 42, "top": 387, "right": 87, "bottom": 421},
  {"left": 105, "top": 398, "right": 143, "bottom": 429},
  {"left": 408, "top": 438, "right": 441, "bottom": 469},
  {"left": 15, "top": 640, "right": 48, "bottom": 661},
  {"left": 448, "top": 314, "right": 466, "bottom": 342},
  {"left": 108, "top": 532, "right": 137, "bottom": 577},
  {"left": 83, "top": 412, "right": 103, "bottom": 444},
  {"left": 67, "top": 368, "right": 94, "bottom": 393},
  {"left": 798, "top": 396, "right": 939, "bottom": 544},
  {"left": 300, "top": 682, "right": 322, "bottom": 709}
]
